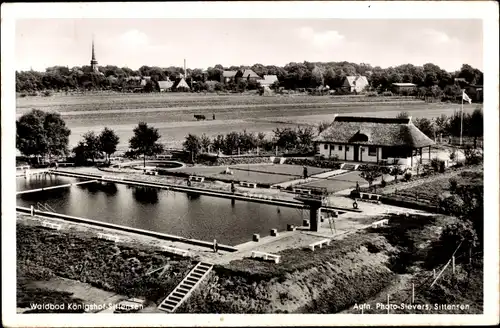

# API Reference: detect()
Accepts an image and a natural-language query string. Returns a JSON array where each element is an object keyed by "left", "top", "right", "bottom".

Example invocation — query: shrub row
[{"left": 284, "top": 158, "right": 342, "bottom": 169}]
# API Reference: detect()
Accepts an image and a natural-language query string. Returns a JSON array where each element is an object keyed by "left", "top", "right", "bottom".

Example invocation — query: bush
[
  {"left": 403, "top": 171, "right": 412, "bottom": 181},
  {"left": 19, "top": 93, "right": 27, "bottom": 98},
  {"left": 43, "top": 90, "right": 53, "bottom": 97},
  {"left": 382, "top": 91, "right": 393, "bottom": 97},
  {"left": 430, "top": 157, "right": 440, "bottom": 172},
  {"left": 380, "top": 178, "right": 387, "bottom": 188},
  {"left": 439, "top": 195, "right": 465, "bottom": 215},
  {"left": 439, "top": 161, "right": 446, "bottom": 173},
  {"left": 365, "top": 91, "right": 378, "bottom": 97},
  {"left": 449, "top": 178, "right": 458, "bottom": 192}
]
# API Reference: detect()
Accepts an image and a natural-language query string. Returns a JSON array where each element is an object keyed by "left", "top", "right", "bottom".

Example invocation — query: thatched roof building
[{"left": 315, "top": 115, "right": 435, "bottom": 167}]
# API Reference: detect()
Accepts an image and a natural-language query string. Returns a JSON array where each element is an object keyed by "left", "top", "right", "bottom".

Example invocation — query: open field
[{"left": 15, "top": 93, "right": 479, "bottom": 150}]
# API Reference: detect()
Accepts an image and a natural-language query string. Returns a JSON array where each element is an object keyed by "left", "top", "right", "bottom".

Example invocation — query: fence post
[
  {"left": 387, "top": 294, "right": 390, "bottom": 314},
  {"left": 30, "top": 205, "right": 34, "bottom": 216},
  {"left": 433, "top": 269, "right": 436, "bottom": 278},
  {"left": 452, "top": 256, "right": 455, "bottom": 274},
  {"left": 412, "top": 283, "right": 415, "bottom": 304}
]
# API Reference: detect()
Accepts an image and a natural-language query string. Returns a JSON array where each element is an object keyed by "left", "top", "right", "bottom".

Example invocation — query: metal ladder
[{"left": 157, "top": 262, "right": 213, "bottom": 313}]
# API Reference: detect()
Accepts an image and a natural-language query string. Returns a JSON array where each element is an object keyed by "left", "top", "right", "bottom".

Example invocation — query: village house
[
  {"left": 392, "top": 82, "right": 417, "bottom": 94},
  {"left": 221, "top": 71, "right": 238, "bottom": 84},
  {"left": 221, "top": 69, "right": 260, "bottom": 84},
  {"left": 314, "top": 115, "right": 435, "bottom": 167},
  {"left": 173, "top": 77, "right": 190, "bottom": 91},
  {"left": 258, "top": 75, "right": 279, "bottom": 87},
  {"left": 239, "top": 69, "right": 260, "bottom": 82},
  {"left": 342, "top": 76, "right": 369, "bottom": 93},
  {"left": 158, "top": 79, "right": 174, "bottom": 92}
]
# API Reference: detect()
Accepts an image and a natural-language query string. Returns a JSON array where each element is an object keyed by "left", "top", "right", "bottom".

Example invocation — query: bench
[
  {"left": 309, "top": 239, "right": 331, "bottom": 251},
  {"left": 251, "top": 251, "right": 281, "bottom": 264},
  {"left": 189, "top": 176, "right": 205, "bottom": 183},
  {"left": 294, "top": 188, "right": 312, "bottom": 195},
  {"left": 41, "top": 221, "right": 62, "bottom": 230},
  {"left": 240, "top": 181, "right": 257, "bottom": 188},
  {"left": 97, "top": 233, "right": 120, "bottom": 242},
  {"left": 371, "top": 219, "right": 389, "bottom": 228},
  {"left": 162, "top": 246, "right": 190, "bottom": 257},
  {"left": 145, "top": 170, "right": 158, "bottom": 176},
  {"left": 358, "top": 192, "right": 381, "bottom": 204}
]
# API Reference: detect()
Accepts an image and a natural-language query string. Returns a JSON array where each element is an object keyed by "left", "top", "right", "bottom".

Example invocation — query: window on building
[
  {"left": 346, "top": 146, "right": 350, "bottom": 151},
  {"left": 368, "top": 146, "right": 377, "bottom": 156},
  {"left": 339, "top": 145, "right": 343, "bottom": 151},
  {"left": 324, "top": 144, "right": 328, "bottom": 150}
]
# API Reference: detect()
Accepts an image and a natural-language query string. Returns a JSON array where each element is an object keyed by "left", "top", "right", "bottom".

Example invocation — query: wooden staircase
[{"left": 157, "top": 262, "right": 213, "bottom": 313}]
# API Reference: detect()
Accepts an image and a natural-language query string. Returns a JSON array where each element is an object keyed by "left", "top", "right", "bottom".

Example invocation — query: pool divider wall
[{"left": 16, "top": 206, "right": 238, "bottom": 253}]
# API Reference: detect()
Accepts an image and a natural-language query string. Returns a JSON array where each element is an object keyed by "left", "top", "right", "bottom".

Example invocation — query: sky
[{"left": 15, "top": 19, "right": 483, "bottom": 72}]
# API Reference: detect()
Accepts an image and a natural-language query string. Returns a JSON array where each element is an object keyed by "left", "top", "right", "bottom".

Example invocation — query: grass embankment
[
  {"left": 178, "top": 213, "right": 480, "bottom": 314},
  {"left": 387, "top": 167, "right": 483, "bottom": 207},
  {"left": 348, "top": 214, "right": 483, "bottom": 314},
  {"left": 17, "top": 223, "right": 194, "bottom": 312}
]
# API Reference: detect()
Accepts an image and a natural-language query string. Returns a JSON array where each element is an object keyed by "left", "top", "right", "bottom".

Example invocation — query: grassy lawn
[
  {"left": 229, "top": 164, "right": 329, "bottom": 177},
  {"left": 177, "top": 164, "right": 330, "bottom": 184},
  {"left": 301, "top": 171, "right": 365, "bottom": 193}
]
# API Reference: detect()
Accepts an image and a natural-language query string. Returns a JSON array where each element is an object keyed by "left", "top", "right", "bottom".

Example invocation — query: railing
[{"left": 36, "top": 202, "right": 55, "bottom": 212}]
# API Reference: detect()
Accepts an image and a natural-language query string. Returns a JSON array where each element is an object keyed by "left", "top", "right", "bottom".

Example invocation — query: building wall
[{"left": 318, "top": 143, "right": 417, "bottom": 165}]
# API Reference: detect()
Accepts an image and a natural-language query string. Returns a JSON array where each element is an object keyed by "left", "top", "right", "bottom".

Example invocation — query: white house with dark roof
[
  {"left": 221, "top": 69, "right": 261, "bottom": 84},
  {"left": 342, "top": 76, "right": 369, "bottom": 93},
  {"left": 314, "top": 115, "right": 435, "bottom": 167},
  {"left": 392, "top": 82, "right": 417, "bottom": 94},
  {"left": 221, "top": 71, "right": 238, "bottom": 84},
  {"left": 158, "top": 80, "right": 174, "bottom": 92},
  {"left": 258, "top": 75, "right": 279, "bottom": 87}
]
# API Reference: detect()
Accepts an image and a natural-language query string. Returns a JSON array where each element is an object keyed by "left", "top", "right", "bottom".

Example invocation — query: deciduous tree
[
  {"left": 99, "top": 127, "right": 120, "bottom": 163},
  {"left": 129, "top": 122, "right": 163, "bottom": 168}
]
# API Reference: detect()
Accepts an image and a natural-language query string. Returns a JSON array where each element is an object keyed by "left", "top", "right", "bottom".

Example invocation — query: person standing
[
  {"left": 213, "top": 113, "right": 216, "bottom": 120},
  {"left": 213, "top": 239, "right": 218, "bottom": 253}
]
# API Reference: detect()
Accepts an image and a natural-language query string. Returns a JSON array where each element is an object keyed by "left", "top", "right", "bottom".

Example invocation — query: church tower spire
[{"left": 90, "top": 35, "right": 99, "bottom": 73}]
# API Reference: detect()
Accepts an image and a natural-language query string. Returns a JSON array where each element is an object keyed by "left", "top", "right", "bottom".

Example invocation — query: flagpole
[{"left": 460, "top": 91, "right": 463, "bottom": 146}]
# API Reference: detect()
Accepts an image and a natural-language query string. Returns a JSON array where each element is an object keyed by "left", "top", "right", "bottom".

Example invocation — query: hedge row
[{"left": 284, "top": 158, "right": 342, "bottom": 169}]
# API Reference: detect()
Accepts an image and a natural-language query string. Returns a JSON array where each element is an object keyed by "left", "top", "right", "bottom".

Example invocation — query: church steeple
[{"left": 90, "top": 36, "right": 99, "bottom": 73}]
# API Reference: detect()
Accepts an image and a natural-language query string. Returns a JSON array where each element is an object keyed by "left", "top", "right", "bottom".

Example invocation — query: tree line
[
  {"left": 397, "top": 108, "right": 483, "bottom": 142},
  {"left": 182, "top": 126, "right": 318, "bottom": 161},
  {"left": 16, "top": 107, "right": 483, "bottom": 166},
  {"left": 16, "top": 62, "right": 482, "bottom": 97}
]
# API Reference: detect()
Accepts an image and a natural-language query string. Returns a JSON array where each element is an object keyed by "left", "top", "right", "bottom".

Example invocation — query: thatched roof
[
  {"left": 158, "top": 80, "right": 174, "bottom": 89},
  {"left": 315, "top": 116, "right": 435, "bottom": 148},
  {"left": 240, "top": 69, "right": 260, "bottom": 79},
  {"left": 223, "top": 71, "right": 238, "bottom": 78},
  {"left": 344, "top": 76, "right": 368, "bottom": 87}
]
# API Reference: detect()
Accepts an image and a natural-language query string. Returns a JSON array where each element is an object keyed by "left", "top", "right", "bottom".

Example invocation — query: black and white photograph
[{"left": 2, "top": 1, "right": 499, "bottom": 327}]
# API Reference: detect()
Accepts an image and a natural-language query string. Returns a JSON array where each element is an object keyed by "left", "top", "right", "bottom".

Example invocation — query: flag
[{"left": 462, "top": 90, "right": 472, "bottom": 104}]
